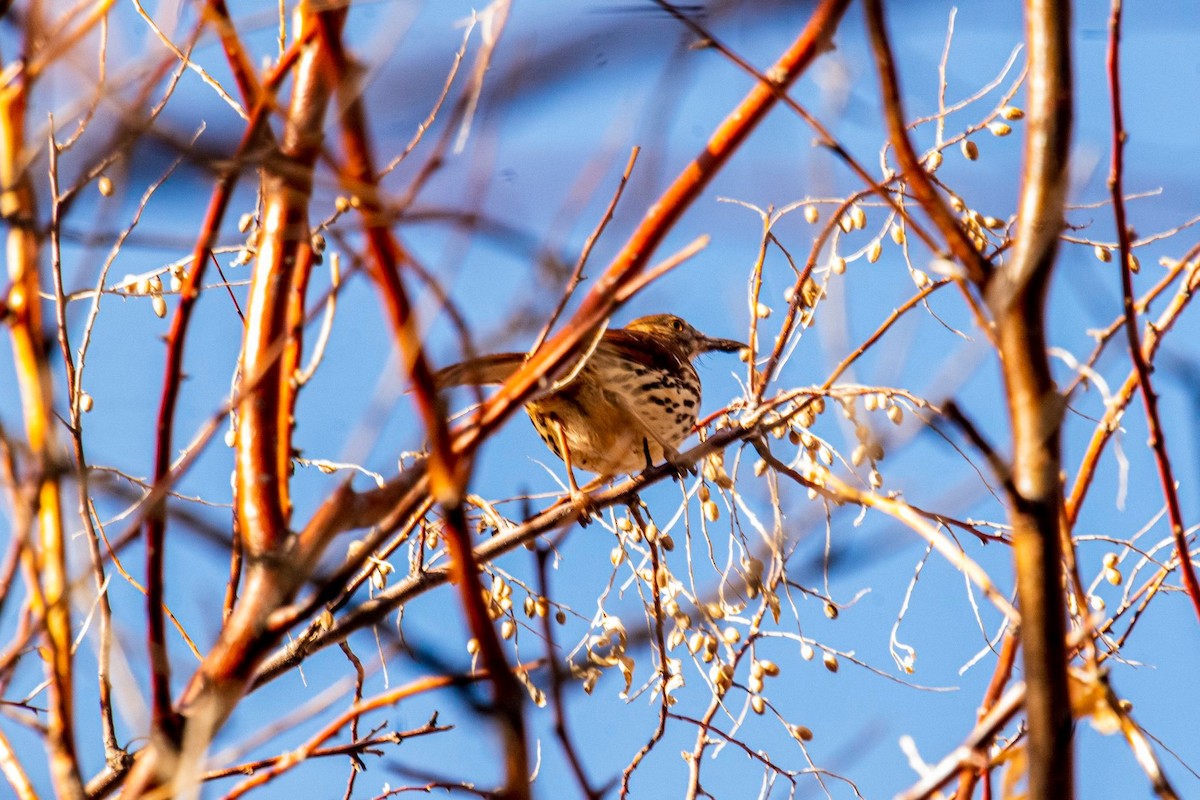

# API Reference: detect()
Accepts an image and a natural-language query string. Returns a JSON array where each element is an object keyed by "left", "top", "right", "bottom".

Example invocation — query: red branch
[{"left": 1106, "top": 0, "right": 1200, "bottom": 623}]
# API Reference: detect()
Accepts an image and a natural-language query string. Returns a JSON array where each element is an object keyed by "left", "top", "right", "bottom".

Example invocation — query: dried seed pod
[
  {"left": 960, "top": 139, "right": 979, "bottom": 161},
  {"left": 703, "top": 500, "right": 720, "bottom": 522},
  {"left": 849, "top": 204, "right": 866, "bottom": 230},
  {"left": 755, "top": 302, "right": 771, "bottom": 319},
  {"left": 800, "top": 643, "right": 815, "bottom": 661},
  {"left": 501, "top": 619, "right": 516, "bottom": 640},
  {"left": 867, "top": 240, "right": 882, "bottom": 264},
  {"left": 152, "top": 294, "right": 168, "bottom": 318},
  {"left": 830, "top": 256, "right": 846, "bottom": 275},
  {"left": 823, "top": 652, "right": 839, "bottom": 673},
  {"left": 1094, "top": 245, "right": 1113, "bottom": 263},
  {"left": 850, "top": 444, "right": 866, "bottom": 467},
  {"left": 791, "top": 724, "right": 814, "bottom": 742},
  {"left": 823, "top": 602, "right": 839, "bottom": 620},
  {"left": 890, "top": 224, "right": 906, "bottom": 245},
  {"left": 79, "top": 392, "right": 94, "bottom": 413},
  {"left": 804, "top": 204, "right": 820, "bottom": 224},
  {"left": 98, "top": 176, "right": 113, "bottom": 197},
  {"left": 1001, "top": 105, "right": 1025, "bottom": 120},
  {"left": 751, "top": 695, "right": 766, "bottom": 715},
  {"left": 887, "top": 404, "right": 903, "bottom": 424},
  {"left": 988, "top": 122, "right": 1012, "bottom": 137},
  {"left": 925, "top": 150, "right": 943, "bottom": 171}
]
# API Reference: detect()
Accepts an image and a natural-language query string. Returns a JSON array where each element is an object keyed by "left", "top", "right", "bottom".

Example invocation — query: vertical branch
[
  {"left": 992, "top": 2, "right": 1075, "bottom": 799},
  {"left": 1106, "top": 0, "right": 1200, "bottom": 621},
  {"left": 0, "top": 66, "right": 84, "bottom": 800},
  {"left": 234, "top": 10, "right": 330, "bottom": 561},
  {"left": 315, "top": 5, "right": 532, "bottom": 794},
  {"left": 122, "top": 32, "right": 306, "bottom": 799},
  {"left": 867, "top": 1, "right": 1075, "bottom": 797},
  {"left": 46, "top": 125, "right": 125, "bottom": 769}
]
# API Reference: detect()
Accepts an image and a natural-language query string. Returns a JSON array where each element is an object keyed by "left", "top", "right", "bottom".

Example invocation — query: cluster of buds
[
  {"left": 1092, "top": 243, "right": 1140, "bottom": 273},
  {"left": 1101, "top": 552, "right": 1123, "bottom": 586},
  {"left": 624, "top": 518, "right": 673, "bottom": 552},
  {"left": 843, "top": 396, "right": 885, "bottom": 489},
  {"left": 232, "top": 212, "right": 258, "bottom": 266},
  {"left": 484, "top": 573, "right": 514, "bottom": 620},
  {"left": 863, "top": 391, "right": 905, "bottom": 426},
  {"left": 837, "top": 202, "right": 868, "bottom": 234},
  {"left": 748, "top": 656, "right": 781, "bottom": 714},
  {"left": 741, "top": 555, "right": 765, "bottom": 599},
  {"left": 346, "top": 539, "right": 394, "bottom": 592},
  {"left": 697, "top": 482, "right": 721, "bottom": 523},
  {"left": 117, "top": 272, "right": 170, "bottom": 318},
  {"left": 687, "top": 629, "right": 723, "bottom": 663},
  {"left": 708, "top": 661, "right": 735, "bottom": 697},
  {"left": 948, "top": 194, "right": 1006, "bottom": 253},
  {"left": 780, "top": 275, "right": 824, "bottom": 331},
  {"left": 587, "top": 615, "right": 636, "bottom": 696}
]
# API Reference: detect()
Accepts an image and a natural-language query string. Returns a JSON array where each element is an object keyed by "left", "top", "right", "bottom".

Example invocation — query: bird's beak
[{"left": 699, "top": 335, "right": 747, "bottom": 354}]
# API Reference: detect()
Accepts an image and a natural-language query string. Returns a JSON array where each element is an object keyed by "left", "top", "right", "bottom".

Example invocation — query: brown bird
[{"left": 435, "top": 314, "right": 745, "bottom": 499}]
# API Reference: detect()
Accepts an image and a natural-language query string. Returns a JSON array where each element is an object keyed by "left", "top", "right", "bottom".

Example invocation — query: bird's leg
[
  {"left": 640, "top": 435, "right": 696, "bottom": 481},
  {"left": 552, "top": 420, "right": 597, "bottom": 522}
]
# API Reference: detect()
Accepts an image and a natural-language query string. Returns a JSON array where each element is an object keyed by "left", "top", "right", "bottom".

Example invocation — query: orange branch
[{"left": 0, "top": 61, "right": 84, "bottom": 800}]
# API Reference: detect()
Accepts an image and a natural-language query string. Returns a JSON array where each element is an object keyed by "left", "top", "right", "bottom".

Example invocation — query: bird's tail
[{"left": 433, "top": 352, "right": 527, "bottom": 388}]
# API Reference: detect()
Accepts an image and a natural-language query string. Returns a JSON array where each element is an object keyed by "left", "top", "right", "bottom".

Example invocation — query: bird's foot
[
  {"left": 663, "top": 449, "right": 698, "bottom": 482},
  {"left": 569, "top": 489, "right": 599, "bottom": 526},
  {"left": 550, "top": 477, "right": 606, "bottom": 526}
]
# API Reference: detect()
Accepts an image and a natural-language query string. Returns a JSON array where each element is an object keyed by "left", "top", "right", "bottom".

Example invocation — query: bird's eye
[{"left": 672, "top": 319, "right": 684, "bottom": 331}]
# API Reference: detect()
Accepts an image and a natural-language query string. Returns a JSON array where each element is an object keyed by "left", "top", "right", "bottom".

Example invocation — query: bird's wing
[
  {"left": 433, "top": 352, "right": 527, "bottom": 387},
  {"left": 599, "top": 329, "right": 683, "bottom": 373}
]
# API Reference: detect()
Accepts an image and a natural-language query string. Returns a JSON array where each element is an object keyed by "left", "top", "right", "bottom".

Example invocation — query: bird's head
[{"left": 624, "top": 314, "right": 746, "bottom": 361}]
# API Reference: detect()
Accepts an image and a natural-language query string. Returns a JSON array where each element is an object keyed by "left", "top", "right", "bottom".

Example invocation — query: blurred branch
[
  {"left": 0, "top": 38, "right": 84, "bottom": 800},
  {"left": 990, "top": 1, "right": 1076, "bottom": 799}
]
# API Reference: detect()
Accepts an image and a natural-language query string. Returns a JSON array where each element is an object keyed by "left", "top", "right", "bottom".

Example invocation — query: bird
[{"left": 434, "top": 314, "right": 745, "bottom": 501}]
